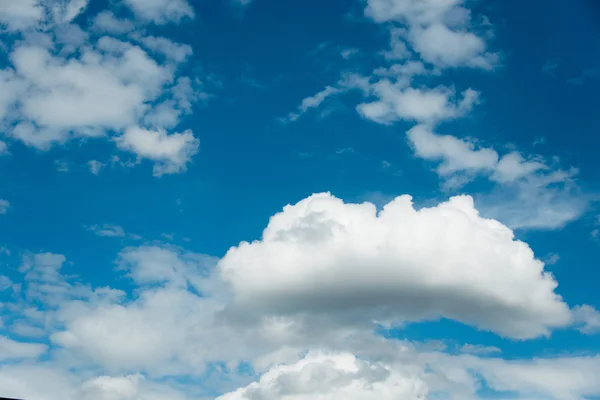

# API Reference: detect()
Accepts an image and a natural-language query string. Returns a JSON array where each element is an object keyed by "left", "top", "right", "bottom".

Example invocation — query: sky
[{"left": 0, "top": 0, "right": 600, "bottom": 399}]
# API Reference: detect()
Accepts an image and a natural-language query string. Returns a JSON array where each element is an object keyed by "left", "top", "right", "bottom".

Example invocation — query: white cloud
[
  {"left": 0, "top": 26, "right": 202, "bottom": 177},
  {"left": 572, "top": 305, "right": 600, "bottom": 335},
  {"left": 409, "top": 23, "right": 495, "bottom": 69},
  {"left": 0, "top": 336, "right": 47, "bottom": 361},
  {"left": 123, "top": 0, "right": 194, "bottom": 24},
  {"left": 407, "top": 124, "right": 498, "bottom": 175},
  {"left": 459, "top": 344, "right": 501, "bottom": 355},
  {"left": 405, "top": 125, "right": 588, "bottom": 229},
  {"left": 87, "top": 160, "right": 105, "bottom": 175},
  {"left": 282, "top": 86, "right": 341, "bottom": 123},
  {"left": 358, "top": 85, "right": 479, "bottom": 125},
  {"left": 87, "top": 224, "right": 126, "bottom": 237},
  {"left": 115, "top": 126, "right": 199, "bottom": 177},
  {"left": 465, "top": 354, "right": 600, "bottom": 399},
  {"left": 478, "top": 169, "right": 588, "bottom": 230},
  {"left": 0, "top": 199, "right": 11, "bottom": 214},
  {"left": 0, "top": 0, "right": 44, "bottom": 32},
  {"left": 364, "top": 0, "right": 496, "bottom": 70},
  {"left": 92, "top": 11, "right": 135, "bottom": 35},
  {"left": 5, "top": 42, "right": 169, "bottom": 148},
  {"left": 136, "top": 35, "right": 193, "bottom": 64},
  {"left": 217, "top": 352, "right": 428, "bottom": 400},
  {"left": 0, "top": 0, "right": 88, "bottom": 32},
  {"left": 218, "top": 192, "right": 572, "bottom": 339}
]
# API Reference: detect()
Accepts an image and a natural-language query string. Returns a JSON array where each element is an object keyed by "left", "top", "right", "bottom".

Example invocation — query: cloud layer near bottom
[{"left": 0, "top": 193, "right": 598, "bottom": 400}]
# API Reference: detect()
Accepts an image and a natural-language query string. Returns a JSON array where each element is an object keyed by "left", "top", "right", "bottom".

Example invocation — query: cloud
[
  {"left": 217, "top": 352, "right": 428, "bottom": 400},
  {"left": 0, "top": 199, "right": 10, "bottom": 214},
  {"left": 406, "top": 125, "right": 588, "bottom": 229},
  {"left": 0, "top": 0, "right": 44, "bottom": 32},
  {"left": 0, "top": 16, "right": 203, "bottom": 177},
  {"left": 407, "top": 124, "right": 498, "bottom": 175},
  {"left": 459, "top": 344, "right": 501, "bottom": 355},
  {"left": 92, "top": 11, "right": 135, "bottom": 35},
  {"left": 365, "top": 0, "right": 497, "bottom": 70},
  {"left": 87, "top": 224, "right": 126, "bottom": 237},
  {"left": 135, "top": 35, "right": 193, "bottom": 64},
  {"left": 358, "top": 85, "right": 479, "bottom": 125},
  {"left": 1, "top": 240, "right": 599, "bottom": 400},
  {"left": 216, "top": 344, "right": 600, "bottom": 400},
  {"left": 0, "top": 0, "right": 88, "bottom": 32},
  {"left": 0, "top": 336, "right": 48, "bottom": 361},
  {"left": 87, "top": 160, "right": 105, "bottom": 175},
  {"left": 572, "top": 305, "right": 600, "bottom": 335},
  {"left": 123, "top": 0, "right": 195, "bottom": 24},
  {"left": 282, "top": 86, "right": 341, "bottom": 123},
  {"left": 218, "top": 192, "right": 572, "bottom": 339},
  {"left": 5, "top": 40, "right": 170, "bottom": 148},
  {"left": 115, "top": 126, "right": 199, "bottom": 177}
]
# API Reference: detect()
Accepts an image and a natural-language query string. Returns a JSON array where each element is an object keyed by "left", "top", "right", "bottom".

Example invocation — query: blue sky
[{"left": 1, "top": 0, "right": 600, "bottom": 399}]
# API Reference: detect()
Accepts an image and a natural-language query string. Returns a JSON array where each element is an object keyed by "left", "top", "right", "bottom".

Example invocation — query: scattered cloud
[
  {"left": 0, "top": 0, "right": 89, "bottom": 32},
  {"left": 340, "top": 47, "right": 360, "bottom": 59},
  {"left": 460, "top": 344, "right": 502, "bottom": 355},
  {"left": 405, "top": 124, "right": 588, "bottom": 229},
  {"left": 115, "top": 126, "right": 199, "bottom": 177},
  {"left": 572, "top": 305, "right": 600, "bottom": 335},
  {"left": 122, "top": 0, "right": 194, "bottom": 24},
  {"left": 87, "top": 160, "right": 104, "bottom": 175},
  {"left": 544, "top": 253, "right": 560, "bottom": 265},
  {"left": 0, "top": 199, "right": 11, "bottom": 214},
  {"left": 281, "top": 86, "right": 341, "bottom": 123},
  {"left": 55, "top": 159, "right": 70, "bottom": 172},
  {"left": 87, "top": 224, "right": 126, "bottom": 238},
  {"left": 91, "top": 11, "right": 135, "bottom": 35},
  {"left": 365, "top": 0, "right": 497, "bottom": 70},
  {"left": 358, "top": 86, "right": 479, "bottom": 125}
]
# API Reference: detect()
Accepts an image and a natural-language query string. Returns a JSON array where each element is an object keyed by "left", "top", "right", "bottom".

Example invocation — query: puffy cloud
[
  {"left": 0, "top": 0, "right": 88, "bottom": 32},
  {"left": 409, "top": 23, "right": 494, "bottom": 70},
  {"left": 572, "top": 305, "right": 600, "bottom": 335},
  {"left": 364, "top": 0, "right": 496, "bottom": 69},
  {"left": 0, "top": 19, "right": 203, "bottom": 176},
  {"left": 358, "top": 85, "right": 479, "bottom": 125},
  {"left": 219, "top": 192, "right": 572, "bottom": 339},
  {"left": 92, "top": 11, "right": 135, "bottom": 35},
  {"left": 407, "top": 124, "right": 498, "bottom": 175},
  {"left": 5, "top": 41, "right": 169, "bottom": 148},
  {"left": 123, "top": 0, "right": 194, "bottom": 24},
  {"left": 0, "top": 336, "right": 48, "bottom": 361},
  {"left": 115, "top": 126, "right": 199, "bottom": 177},
  {"left": 115, "top": 245, "right": 215, "bottom": 287},
  {"left": 0, "top": 0, "right": 44, "bottom": 32},
  {"left": 217, "top": 352, "right": 428, "bottom": 400}
]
